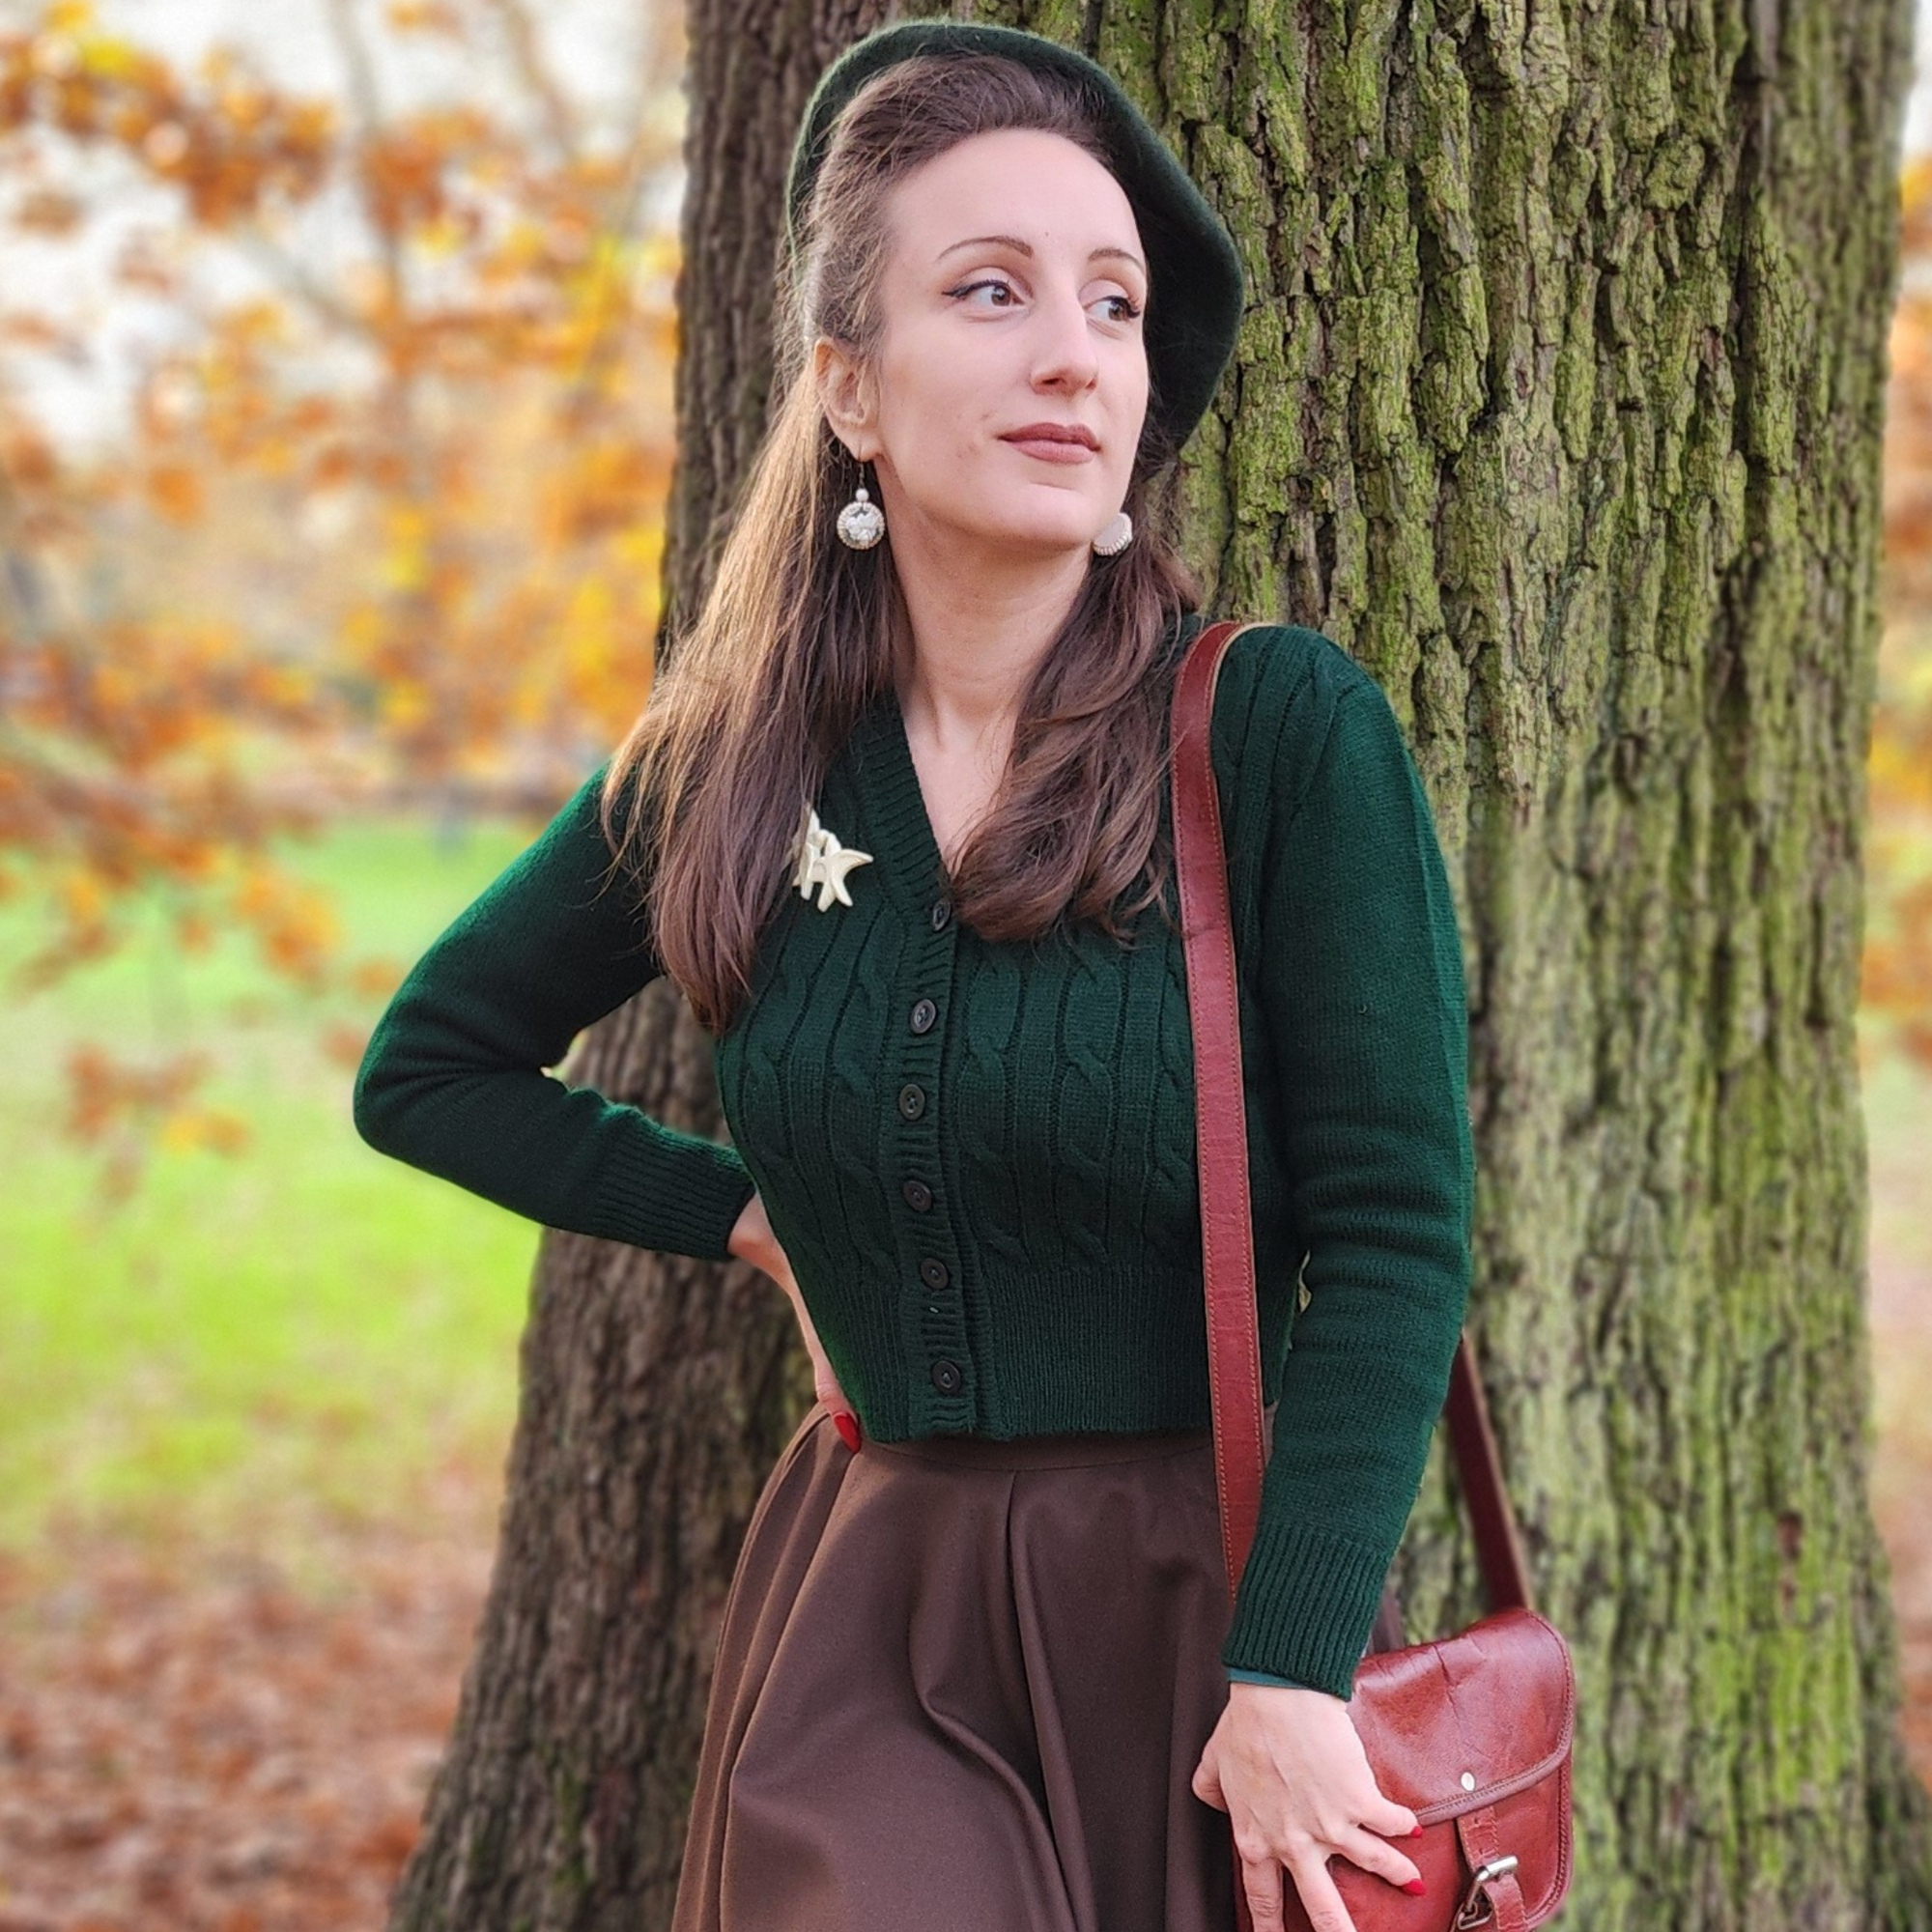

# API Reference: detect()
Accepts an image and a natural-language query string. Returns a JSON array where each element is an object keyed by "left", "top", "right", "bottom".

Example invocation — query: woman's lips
[{"left": 1002, "top": 436, "right": 1096, "bottom": 465}]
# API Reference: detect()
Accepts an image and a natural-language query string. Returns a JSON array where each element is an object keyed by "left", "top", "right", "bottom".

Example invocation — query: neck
[{"left": 888, "top": 527, "right": 1094, "bottom": 753}]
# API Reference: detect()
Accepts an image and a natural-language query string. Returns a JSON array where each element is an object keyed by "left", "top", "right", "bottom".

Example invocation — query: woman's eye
[
  {"left": 950, "top": 277, "right": 1019, "bottom": 308},
  {"left": 1095, "top": 293, "right": 1144, "bottom": 323}
]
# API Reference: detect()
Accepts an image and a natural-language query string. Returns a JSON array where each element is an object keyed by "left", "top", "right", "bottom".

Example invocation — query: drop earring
[
  {"left": 1092, "top": 509, "right": 1133, "bottom": 555},
  {"left": 837, "top": 466, "right": 886, "bottom": 550}
]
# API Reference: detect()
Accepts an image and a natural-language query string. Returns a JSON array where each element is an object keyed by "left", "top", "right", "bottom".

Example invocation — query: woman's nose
[{"left": 1030, "top": 289, "right": 1100, "bottom": 389}]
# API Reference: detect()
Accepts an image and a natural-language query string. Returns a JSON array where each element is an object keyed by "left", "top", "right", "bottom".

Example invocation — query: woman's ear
[{"left": 812, "top": 335, "right": 878, "bottom": 462}]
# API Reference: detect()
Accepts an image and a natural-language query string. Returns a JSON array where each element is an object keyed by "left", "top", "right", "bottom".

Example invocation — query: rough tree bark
[{"left": 385, "top": 1, "right": 1932, "bottom": 1926}]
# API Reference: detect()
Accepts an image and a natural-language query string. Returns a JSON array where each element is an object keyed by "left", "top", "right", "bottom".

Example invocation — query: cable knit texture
[{"left": 352, "top": 615, "right": 1473, "bottom": 1696}]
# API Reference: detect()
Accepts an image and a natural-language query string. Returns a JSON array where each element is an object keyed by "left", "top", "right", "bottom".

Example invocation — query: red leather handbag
[{"left": 1170, "top": 620, "right": 1577, "bottom": 1932}]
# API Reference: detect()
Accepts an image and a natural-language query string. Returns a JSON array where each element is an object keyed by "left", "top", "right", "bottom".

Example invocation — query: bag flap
[{"left": 1348, "top": 1606, "right": 1575, "bottom": 1823}]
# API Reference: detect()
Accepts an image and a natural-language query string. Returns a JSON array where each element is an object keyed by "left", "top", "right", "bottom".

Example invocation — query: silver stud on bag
[
  {"left": 837, "top": 482, "right": 885, "bottom": 550},
  {"left": 1092, "top": 508, "right": 1133, "bottom": 555}
]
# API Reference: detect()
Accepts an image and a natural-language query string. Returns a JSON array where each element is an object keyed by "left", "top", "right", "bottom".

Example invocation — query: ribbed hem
[
  {"left": 607, "top": 1135, "right": 757, "bottom": 1263},
  {"left": 1219, "top": 1518, "right": 1395, "bottom": 1700}
]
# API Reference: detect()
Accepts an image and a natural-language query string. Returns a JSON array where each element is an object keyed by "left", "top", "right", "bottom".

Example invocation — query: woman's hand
[
  {"left": 727, "top": 1190, "right": 863, "bottom": 1447},
  {"left": 1192, "top": 1682, "right": 1423, "bottom": 1931}
]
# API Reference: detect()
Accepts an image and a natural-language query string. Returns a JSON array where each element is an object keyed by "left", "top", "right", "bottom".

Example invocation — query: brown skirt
[{"left": 669, "top": 1397, "right": 1256, "bottom": 1932}]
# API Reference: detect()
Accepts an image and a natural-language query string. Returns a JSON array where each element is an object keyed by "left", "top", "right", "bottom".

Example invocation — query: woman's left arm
[
  {"left": 1220, "top": 664, "right": 1475, "bottom": 1690},
  {"left": 1189, "top": 653, "right": 1473, "bottom": 1931}
]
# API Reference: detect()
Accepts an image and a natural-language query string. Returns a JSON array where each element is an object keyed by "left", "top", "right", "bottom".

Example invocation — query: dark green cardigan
[{"left": 352, "top": 615, "right": 1474, "bottom": 1697}]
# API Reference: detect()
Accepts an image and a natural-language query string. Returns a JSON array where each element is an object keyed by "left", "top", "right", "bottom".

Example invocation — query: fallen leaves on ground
[{"left": 0, "top": 1468, "right": 497, "bottom": 1932}]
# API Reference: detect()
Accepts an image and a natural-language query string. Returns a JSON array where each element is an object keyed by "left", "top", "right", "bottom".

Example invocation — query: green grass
[{"left": 0, "top": 804, "right": 554, "bottom": 1556}]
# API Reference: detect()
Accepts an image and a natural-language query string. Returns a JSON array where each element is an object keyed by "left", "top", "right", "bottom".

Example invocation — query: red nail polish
[
  {"left": 833, "top": 1409, "right": 862, "bottom": 1451},
  {"left": 1409, "top": 1824, "right": 1425, "bottom": 1837},
  {"left": 1404, "top": 1879, "right": 1428, "bottom": 1896}
]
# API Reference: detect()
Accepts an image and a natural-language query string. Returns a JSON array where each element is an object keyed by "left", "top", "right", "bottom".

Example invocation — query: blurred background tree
[
  {"left": 0, "top": 11, "right": 701, "bottom": 1918},
  {"left": 1875, "top": 156, "right": 1932, "bottom": 1071},
  {"left": 1, "top": 0, "right": 682, "bottom": 1185}
]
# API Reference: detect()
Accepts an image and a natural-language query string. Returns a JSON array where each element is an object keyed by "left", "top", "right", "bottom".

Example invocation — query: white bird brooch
[{"left": 793, "top": 806, "right": 874, "bottom": 911}]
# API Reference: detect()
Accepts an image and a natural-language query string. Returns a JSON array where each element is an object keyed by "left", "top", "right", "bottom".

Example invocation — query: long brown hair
[{"left": 601, "top": 49, "right": 1208, "bottom": 1037}]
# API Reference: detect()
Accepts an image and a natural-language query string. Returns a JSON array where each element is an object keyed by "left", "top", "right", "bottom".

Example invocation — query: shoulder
[
  {"left": 1202, "top": 622, "right": 1393, "bottom": 823},
  {"left": 468, "top": 754, "right": 649, "bottom": 935},
  {"left": 1208, "top": 620, "right": 1378, "bottom": 713}
]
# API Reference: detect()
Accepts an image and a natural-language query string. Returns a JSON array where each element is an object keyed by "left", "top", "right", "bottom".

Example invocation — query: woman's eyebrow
[{"left": 934, "top": 234, "right": 1148, "bottom": 278}]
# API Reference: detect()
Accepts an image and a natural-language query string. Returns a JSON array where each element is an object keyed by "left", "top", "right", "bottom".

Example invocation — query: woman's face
[{"left": 818, "top": 128, "right": 1151, "bottom": 564}]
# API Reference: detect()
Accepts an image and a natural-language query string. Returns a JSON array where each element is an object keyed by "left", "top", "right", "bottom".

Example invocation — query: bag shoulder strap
[{"left": 1169, "top": 617, "right": 1535, "bottom": 1620}]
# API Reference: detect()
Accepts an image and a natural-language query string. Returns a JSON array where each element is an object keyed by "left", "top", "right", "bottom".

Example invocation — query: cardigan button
[
  {"left": 902, "top": 1179, "right": 933, "bottom": 1211},
  {"left": 896, "top": 1082, "right": 926, "bottom": 1120},
  {"left": 910, "top": 997, "right": 937, "bottom": 1034},
  {"left": 919, "top": 1256, "right": 950, "bottom": 1291},
  {"left": 929, "top": 896, "right": 952, "bottom": 930},
  {"left": 929, "top": 1358, "right": 962, "bottom": 1394}
]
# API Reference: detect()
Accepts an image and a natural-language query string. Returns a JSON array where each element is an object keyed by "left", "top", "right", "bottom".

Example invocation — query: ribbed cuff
[
  {"left": 1219, "top": 1517, "right": 1394, "bottom": 1700},
  {"left": 1225, "top": 1666, "right": 1316, "bottom": 1690},
  {"left": 606, "top": 1133, "right": 757, "bottom": 1262}
]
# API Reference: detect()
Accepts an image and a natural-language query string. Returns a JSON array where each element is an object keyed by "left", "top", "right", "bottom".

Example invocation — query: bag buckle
[{"left": 1452, "top": 1855, "right": 1520, "bottom": 1928}]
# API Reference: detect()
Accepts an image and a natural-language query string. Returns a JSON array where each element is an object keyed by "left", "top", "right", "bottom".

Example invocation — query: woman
[{"left": 353, "top": 20, "right": 1473, "bottom": 1932}]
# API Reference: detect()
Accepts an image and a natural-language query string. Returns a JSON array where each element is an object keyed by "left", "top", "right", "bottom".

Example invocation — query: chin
[
  {"left": 957, "top": 507, "right": 1102, "bottom": 554},
  {"left": 980, "top": 526, "right": 1097, "bottom": 559}
]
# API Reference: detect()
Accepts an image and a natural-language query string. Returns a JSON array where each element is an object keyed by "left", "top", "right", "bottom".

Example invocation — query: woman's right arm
[{"left": 351, "top": 759, "right": 757, "bottom": 1261}]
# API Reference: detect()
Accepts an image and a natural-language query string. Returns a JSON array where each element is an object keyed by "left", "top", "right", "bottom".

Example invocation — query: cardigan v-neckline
[
  {"left": 841, "top": 609, "right": 1208, "bottom": 914},
  {"left": 873, "top": 677, "right": 1013, "bottom": 888},
  {"left": 843, "top": 680, "right": 952, "bottom": 912}
]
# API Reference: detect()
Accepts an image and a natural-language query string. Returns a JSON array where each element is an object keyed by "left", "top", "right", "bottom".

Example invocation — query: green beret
[{"left": 783, "top": 18, "right": 1246, "bottom": 457}]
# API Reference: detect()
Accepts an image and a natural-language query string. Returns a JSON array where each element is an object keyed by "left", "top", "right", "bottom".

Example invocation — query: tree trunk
[{"left": 386, "top": 1, "right": 1932, "bottom": 1926}]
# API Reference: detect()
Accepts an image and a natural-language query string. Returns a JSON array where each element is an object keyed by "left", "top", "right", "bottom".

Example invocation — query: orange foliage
[
  {"left": 60, "top": 1040, "right": 251, "bottom": 1200},
  {"left": 1, "top": 0, "right": 685, "bottom": 1190},
  {"left": 0, "top": 10, "right": 334, "bottom": 226}
]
